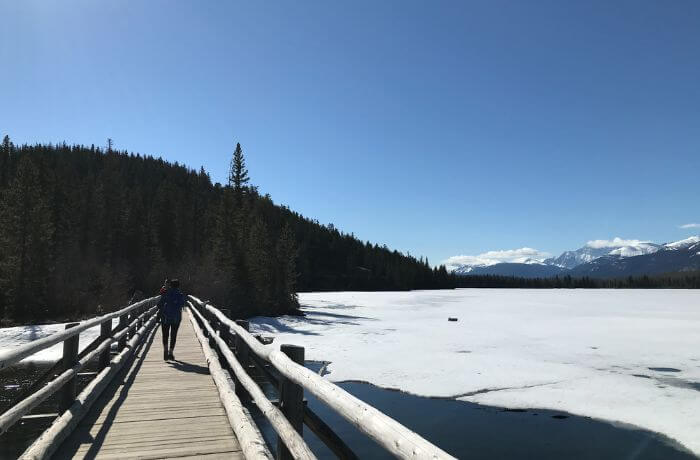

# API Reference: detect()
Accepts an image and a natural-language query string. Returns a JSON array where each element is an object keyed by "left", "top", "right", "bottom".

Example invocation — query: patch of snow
[
  {"left": 444, "top": 248, "right": 550, "bottom": 272},
  {"left": 0, "top": 319, "right": 120, "bottom": 362},
  {"left": 586, "top": 237, "right": 654, "bottom": 249},
  {"left": 607, "top": 244, "right": 660, "bottom": 257},
  {"left": 250, "top": 289, "right": 700, "bottom": 455},
  {"left": 665, "top": 236, "right": 700, "bottom": 250}
]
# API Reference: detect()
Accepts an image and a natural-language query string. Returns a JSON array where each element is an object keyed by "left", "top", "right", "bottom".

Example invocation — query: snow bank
[
  {"left": 250, "top": 289, "right": 700, "bottom": 455},
  {"left": 0, "top": 319, "right": 120, "bottom": 362}
]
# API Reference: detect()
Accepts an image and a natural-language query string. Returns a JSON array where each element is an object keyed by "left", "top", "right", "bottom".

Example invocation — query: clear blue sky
[{"left": 1, "top": 0, "right": 699, "bottom": 265}]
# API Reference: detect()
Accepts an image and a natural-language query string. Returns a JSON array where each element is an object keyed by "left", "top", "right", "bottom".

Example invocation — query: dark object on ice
[{"left": 448, "top": 317, "right": 458, "bottom": 322}]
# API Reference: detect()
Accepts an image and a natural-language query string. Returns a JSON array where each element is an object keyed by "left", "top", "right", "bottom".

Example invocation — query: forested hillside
[{"left": 0, "top": 137, "right": 454, "bottom": 324}]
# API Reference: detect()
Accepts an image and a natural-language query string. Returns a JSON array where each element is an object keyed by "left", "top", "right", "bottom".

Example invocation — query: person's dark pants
[{"left": 161, "top": 321, "right": 180, "bottom": 354}]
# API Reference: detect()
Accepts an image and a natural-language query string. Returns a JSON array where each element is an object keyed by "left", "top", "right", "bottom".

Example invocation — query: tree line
[
  {"left": 456, "top": 272, "right": 700, "bottom": 289},
  {"left": 0, "top": 137, "right": 455, "bottom": 325}
]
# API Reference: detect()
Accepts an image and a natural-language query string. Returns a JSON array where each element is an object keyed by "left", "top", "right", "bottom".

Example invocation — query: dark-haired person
[
  {"left": 158, "top": 279, "right": 185, "bottom": 360},
  {"left": 159, "top": 278, "right": 170, "bottom": 295}
]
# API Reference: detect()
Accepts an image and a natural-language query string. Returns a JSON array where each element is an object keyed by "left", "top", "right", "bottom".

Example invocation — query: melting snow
[
  {"left": 666, "top": 236, "right": 700, "bottom": 250},
  {"left": 250, "top": 289, "right": 700, "bottom": 455},
  {"left": 0, "top": 319, "right": 120, "bottom": 362}
]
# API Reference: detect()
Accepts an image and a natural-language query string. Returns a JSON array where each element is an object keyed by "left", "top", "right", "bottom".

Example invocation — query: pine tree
[
  {"left": 246, "top": 217, "right": 272, "bottom": 312},
  {"left": 1, "top": 135, "right": 12, "bottom": 187},
  {"left": 0, "top": 155, "right": 54, "bottom": 320},
  {"left": 276, "top": 223, "right": 299, "bottom": 313},
  {"left": 228, "top": 143, "right": 249, "bottom": 194}
]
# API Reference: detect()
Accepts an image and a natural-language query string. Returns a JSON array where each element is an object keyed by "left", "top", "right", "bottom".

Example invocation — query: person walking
[{"left": 158, "top": 279, "right": 185, "bottom": 360}]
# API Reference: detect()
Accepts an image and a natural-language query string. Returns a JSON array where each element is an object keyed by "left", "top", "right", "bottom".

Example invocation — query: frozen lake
[{"left": 250, "top": 289, "right": 700, "bottom": 456}]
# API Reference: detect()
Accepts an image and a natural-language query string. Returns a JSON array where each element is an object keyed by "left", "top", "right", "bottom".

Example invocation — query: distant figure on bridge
[
  {"left": 159, "top": 278, "right": 169, "bottom": 295},
  {"left": 158, "top": 279, "right": 185, "bottom": 361}
]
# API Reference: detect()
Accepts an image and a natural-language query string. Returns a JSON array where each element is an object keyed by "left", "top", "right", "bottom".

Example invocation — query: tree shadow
[
  {"left": 253, "top": 319, "right": 322, "bottom": 336},
  {"left": 303, "top": 310, "right": 376, "bottom": 321},
  {"left": 253, "top": 309, "right": 376, "bottom": 336}
]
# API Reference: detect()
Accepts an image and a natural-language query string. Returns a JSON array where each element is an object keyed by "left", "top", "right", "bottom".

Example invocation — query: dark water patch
[
  {"left": 455, "top": 350, "right": 471, "bottom": 354},
  {"left": 0, "top": 362, "right": 56, "bottom": 459},
  {"left": 649, "top": 367, "right": 682, "bottom": 373},
  {"left": 658, "top": 378, "right": 700, "bottom": 392},
  {"left": 247, "top": 364, "right": 696, "bottom": 459},
  {"left": 633, "top": 374, "right": 652, "bottom": 379},
  {"left": 590, "top": 346, "right": 599, "bottom": 350},
  {"left": 305, "top": 360, "right": 332, "bottom": 376}
]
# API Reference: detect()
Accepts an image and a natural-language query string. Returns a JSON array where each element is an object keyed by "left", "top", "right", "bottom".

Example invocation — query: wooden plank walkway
[{"left": 55, "top": 317, "right": 243, "bottom": 459}]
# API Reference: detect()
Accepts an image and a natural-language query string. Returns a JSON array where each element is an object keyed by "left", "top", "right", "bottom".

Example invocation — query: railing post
[
  {"left": 216, "top": 309, "right": 234, "bottom": 376},
  {"left": 209, "top": 310, "right": 219, "bottom": 350},
  {"left": 219, "top": 309, "right": 231, "bottom": 347},
  {"left": 277, "top": 344, "right": 305, "bottom": 460},
  {"left": 233, "top": 320, "right": 250, "bottom": 401},
  {"left": 99, "top": 320, "right": 112, "bottom": 369},
  {"left": 59, "top": 323, "right": 80, "bottom": 413},
  {"left": 118, "top": 313, "right": 128, "bottom": 350},
  {"left": 234, "top": 320, "right": 250, "bottom": 368}
]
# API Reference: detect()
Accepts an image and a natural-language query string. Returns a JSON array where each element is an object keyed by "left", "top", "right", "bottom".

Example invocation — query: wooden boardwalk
[{"left": 55, "top": 317, "right": 243, "bottom": 459}]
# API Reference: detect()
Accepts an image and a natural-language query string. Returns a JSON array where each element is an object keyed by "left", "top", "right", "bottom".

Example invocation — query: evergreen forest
[{"left": 0, "top": 137, "right": 455, "bottom": 325}]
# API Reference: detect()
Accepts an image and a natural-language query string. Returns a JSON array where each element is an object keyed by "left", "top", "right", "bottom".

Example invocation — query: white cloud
[
  {"left": 585, "top": 237, "right": 652, "bottom": 249},
  {"left": 679, "top": 223, "right": 700, "bottom": 229},
  {"left": 443, "top": 247, "right": 550, "bottom": 269}
]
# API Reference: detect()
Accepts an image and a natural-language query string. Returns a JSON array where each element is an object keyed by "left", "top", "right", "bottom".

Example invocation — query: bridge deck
[{"left": 56, "top": 317, "right": 243, "bottom": 459}]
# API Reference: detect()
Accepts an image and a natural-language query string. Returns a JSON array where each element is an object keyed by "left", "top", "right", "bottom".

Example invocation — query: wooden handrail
[
  {"left": 189, "top": 296, "right": 456, "bottom": 460},
  {"left": 188, "top": 303, "right": 317, "bottom": 460},
  {"left": 0, "top": 305, "right": 158, "bottom": 435},
  {"left": 185, "top": 307, "right": 274, "bottom": 459},
  {"left": 19, "top": 307, "right": 160, "bottom": 460},
  {"left": 0, "top": 297, "right": 158, "bottom": 370}
]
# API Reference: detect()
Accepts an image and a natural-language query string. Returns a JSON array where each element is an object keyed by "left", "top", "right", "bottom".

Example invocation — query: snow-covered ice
[
  {"left": 0, "top": 319, "right": 120, "bottom": 363},
  {"left": 250, "top": 289, "right": 700, "bottom": 455}
]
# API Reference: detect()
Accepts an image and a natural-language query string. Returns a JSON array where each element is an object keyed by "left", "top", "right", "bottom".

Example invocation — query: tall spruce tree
[
  {"left": 276, "top": 223, "right": 299, "bottom": 314},
  {"left": 228, "top": 143, "right": 249, "bottom": 194},
  {"left": 1, "top": 135, "right": 11, "bottom": 187},
  {"left": 0, "top": 155, "right": 54, "bottom": 320}
]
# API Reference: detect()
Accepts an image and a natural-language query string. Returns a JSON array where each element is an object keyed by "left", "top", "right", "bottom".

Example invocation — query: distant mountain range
[{"left": 452, "top": 236, "right": 700, "bottom": 278}]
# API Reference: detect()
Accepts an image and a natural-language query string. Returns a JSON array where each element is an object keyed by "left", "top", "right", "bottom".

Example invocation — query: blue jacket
[{"left": 159, "top": 288, "right": 185, "bottom": 324}]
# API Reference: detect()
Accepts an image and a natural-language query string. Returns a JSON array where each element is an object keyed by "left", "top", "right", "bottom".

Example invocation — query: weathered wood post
[
  {"left": 59, "top": 323, "right": 80, "bottom": 413},
  {"left": 277, "top": 344, "right": 305, "bottom": 460},
  {"left": 233, "top": 320, "right": 250, "bottom": 401},
  {"left": 99, "top": 320, "right": 112, "bottom": 369},
  {"left": 118, "top": 312, "right": 128, "bottom": 351},
  {"left": 219, "top": 309, "right": 231, "bottom": 347},
  {"left": 209, "top": 310, "right": 220, "bottom": 350},
  {"left": 235, "top": 320, "right": 250, "bottom": 368},
  {"left": 218, "top": 309, "right": 233, "bottom": 364}
]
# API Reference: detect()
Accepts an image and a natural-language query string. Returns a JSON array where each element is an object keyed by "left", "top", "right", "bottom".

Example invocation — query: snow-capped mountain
[
  {"left": 544, "top": 239, "right": 662, "bottom": 269},
  {"left": 449, "top": 236, "right": 700, "bottom": 278},
  {"left": 452, "top": 257, "right": 544, "bottom": 275},
  {"left": 570, "top": 237, "right": 700, "bottom": 278},
  {"left": 664, "top": 236, "right": 700, "bottom": 250}
]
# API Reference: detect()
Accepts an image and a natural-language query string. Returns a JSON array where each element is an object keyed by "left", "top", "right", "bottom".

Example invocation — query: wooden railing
[
  {"left": 188, "top": 296, "right": 456, "bottom": 460},
  {"left": 0, "top": 296, "right": 160, "bottom": 459}
]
